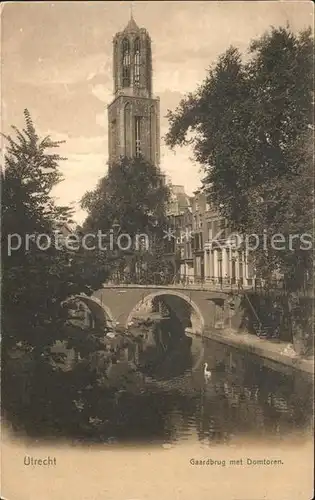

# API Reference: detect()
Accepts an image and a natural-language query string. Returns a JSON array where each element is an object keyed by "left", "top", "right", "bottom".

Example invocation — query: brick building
[{"left": 167, "top": 188, "right": 254, "bottom": 286}]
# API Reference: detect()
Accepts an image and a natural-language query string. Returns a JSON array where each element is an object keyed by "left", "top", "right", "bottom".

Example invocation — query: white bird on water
[{"left": 204, "top": 362, "right": 212, "bottom": 382}]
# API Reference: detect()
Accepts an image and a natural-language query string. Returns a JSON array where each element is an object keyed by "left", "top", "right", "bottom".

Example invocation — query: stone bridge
[{"left": 75, "top": 285, "right": 243, "bottom": 335}]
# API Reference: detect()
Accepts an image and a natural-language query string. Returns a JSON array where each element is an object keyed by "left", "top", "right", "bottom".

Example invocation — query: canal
[
  {"left": 5, "top": 328, "right": 313, "bottom": 447},
  {"left": 87, "top": 334, "right": 313, "bottom": 447}
]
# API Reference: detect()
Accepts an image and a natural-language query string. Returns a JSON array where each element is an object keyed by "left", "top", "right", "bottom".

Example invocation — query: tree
[
  {"left": 1, "top": 110, "right": 108, "bottom": 355},
  {"left": 165, "top": 27, "right": 313, "bottom": 291},
  {"left": 81, "top": 156, "right": 170, "bottom": 280}
]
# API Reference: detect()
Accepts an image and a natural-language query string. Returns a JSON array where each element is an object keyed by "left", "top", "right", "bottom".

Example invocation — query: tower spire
[
  {"left": 124, "top": 2, "right": 139, "bottom": 32},
  {"left": 124, "top": 6, "right": 139, "bottom": 31}
]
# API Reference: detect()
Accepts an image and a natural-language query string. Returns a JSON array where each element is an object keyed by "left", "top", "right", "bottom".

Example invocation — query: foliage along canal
[{"left": 3, "top": 307, "right": 313, "bottom": 448}]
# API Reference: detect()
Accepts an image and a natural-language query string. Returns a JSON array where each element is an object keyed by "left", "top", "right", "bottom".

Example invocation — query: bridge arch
[
  {"left": 125, "top": 290, "right": 205, "bottom": 334},
  {"left": 71, "top": 294, "right": 115, "bottom": 330}
]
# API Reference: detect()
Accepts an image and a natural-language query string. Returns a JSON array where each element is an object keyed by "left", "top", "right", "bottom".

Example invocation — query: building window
[
  {"left": 111, "top": 119, "right": 116, "bottom": 158},
  {"left": 220, "top": 219, "right": 226, "bottom": 240},
  {"left": 207, "top": 222, "right": 212, "bottom": 241},
  {"left": 114, "top": 41, "right": 119, "bottom": 91},
  {"left": 146, "top": 39, "right": 152, "bottom": 94},
  {"left": 217, "top": 251, "right": 222, "bottom": 278},
  {"left": 149, "top": 106, "right": 155, "bottom": 162},
  {"left": 212, "top": 219, "right": 219, "bottom": 238},
  {"left": 188, "top": 235, "right": 192, "bottom": 257},
  {"left": 122, "top": 38, "right": 131, "bottom": 87},
  {"left": 135, "top": 116, "right": 141, "bottom": 157},
  {"left": 134, "top": 38, "right": 140, "bottom": 86},
  {"left": 194, "top": 233, "right": 200, "bottom": 251},
  {"left": 124, "top": 103, "right": 131, "bottom": 156}
]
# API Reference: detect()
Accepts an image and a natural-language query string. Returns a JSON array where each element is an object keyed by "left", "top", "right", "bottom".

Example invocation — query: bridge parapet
[
  {"left": 92, "top": 285, "right": 242, "bottom": 334},
  {"left": 102, "top": 282, "right": 247, "bottom": 294}
]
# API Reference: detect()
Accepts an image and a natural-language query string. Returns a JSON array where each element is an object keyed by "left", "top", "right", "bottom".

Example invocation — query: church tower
[{"left": 108, "top": 14, "right": 160, "bottom": 166}]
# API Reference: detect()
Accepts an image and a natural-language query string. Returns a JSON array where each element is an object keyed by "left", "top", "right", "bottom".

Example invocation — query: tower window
[
  {"left": 146, "top": 39, "right": 152, "bottom": 95},
  {"left": 124, "top": 103, "right": 131, "bottom": 156},
  {"left": 111, "top": 119, "right": 117, "bottom": 158},
  {"left": 122, "top": 38, "right": 130, "bottom": 87},
  {"left": 135, "top": 116, "right": 141, "bottom": 157},
  {"left": 149, "top": 106, "right": 155, "bottom": 162},
  {"left": 134, "top": 38, "right": 140, "bottom": 86}
]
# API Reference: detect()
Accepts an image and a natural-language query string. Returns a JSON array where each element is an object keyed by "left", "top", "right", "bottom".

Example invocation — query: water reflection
[{"left": 4, "top": 331, "right": 313, "bottom": 446}]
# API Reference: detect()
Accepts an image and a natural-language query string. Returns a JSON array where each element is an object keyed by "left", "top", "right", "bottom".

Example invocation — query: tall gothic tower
[{"left": 108, "top": 14, "right": 160, "bottom": 166}]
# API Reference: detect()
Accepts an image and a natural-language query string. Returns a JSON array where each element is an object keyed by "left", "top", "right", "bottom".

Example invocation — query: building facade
[
  {"left": 167, "top": 189, "right": 255, "bottom": 286},
  {"left": 166, "top": 184, "right": 191, "bottom": 216},
  {"left": 202, "top": 193, "right": 255, "bottom": 286},
  {"left": 108, "top": 15, "right": 160, "bottom": 166}
]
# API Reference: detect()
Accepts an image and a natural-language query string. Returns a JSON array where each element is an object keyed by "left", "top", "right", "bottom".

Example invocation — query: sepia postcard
[{"left": 1, "top": 1, "right": 314, "bottom": 499}]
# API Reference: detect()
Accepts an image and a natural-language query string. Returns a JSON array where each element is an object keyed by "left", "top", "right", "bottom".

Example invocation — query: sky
[{"left": 1, "top": 1, "right": 313, "bottom": 223}]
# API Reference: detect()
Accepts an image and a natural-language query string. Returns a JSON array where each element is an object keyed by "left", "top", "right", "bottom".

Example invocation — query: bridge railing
[
  {"left": 106, "top": 273, "right": 251, "bottom": 291},
  {"left": 105, "top": 273, "right": 313, "bottom": 296}
]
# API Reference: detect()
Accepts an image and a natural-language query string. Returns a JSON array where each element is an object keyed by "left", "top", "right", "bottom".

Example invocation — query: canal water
[
  {"left": 6, "top": 332, "right": 313, "bottom": 447},
  {"left": 45, "top": 332, "right": 313, "bottom": 447}
]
